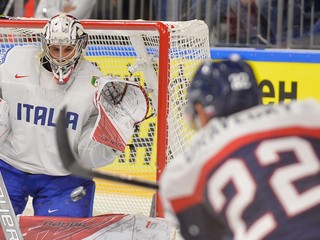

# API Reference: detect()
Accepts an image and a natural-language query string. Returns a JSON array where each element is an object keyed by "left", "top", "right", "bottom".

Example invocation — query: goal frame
[{"left": 0, "top": 18, "right": 172, "bottom": 217}]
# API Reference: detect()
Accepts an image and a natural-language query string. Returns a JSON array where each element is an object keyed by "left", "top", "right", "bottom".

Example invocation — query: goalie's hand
[
  {"left": 91, "top": 76, "right": 149, "bottom": 152},
  {"left": 0, "top": 99, "right": 10, "bottom": 143}
]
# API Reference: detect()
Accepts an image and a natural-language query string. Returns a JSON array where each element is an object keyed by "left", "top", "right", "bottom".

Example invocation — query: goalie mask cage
[{"left": 0, "top": 18, "right": 210, "bottom": 217}]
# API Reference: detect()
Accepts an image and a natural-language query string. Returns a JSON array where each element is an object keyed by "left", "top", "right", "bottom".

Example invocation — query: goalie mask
[
  {"left": 186, "top": 59, "right": 262, "bottom": 125},
  {"left": 41, "top": 14, "right": 88, "bottom": 84}
]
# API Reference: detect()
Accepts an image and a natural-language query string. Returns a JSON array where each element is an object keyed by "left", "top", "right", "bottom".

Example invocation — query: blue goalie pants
[{"left": 0, "top": 159, "right": 95, "bottom": 217}]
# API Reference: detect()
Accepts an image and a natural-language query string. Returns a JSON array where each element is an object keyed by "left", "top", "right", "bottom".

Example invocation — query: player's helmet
[
  {"left": 186, "top": 59, "right": 262, "bottom": 122},
  {"left": 41, "top": 14, "right": 88, "bottom": 84}
]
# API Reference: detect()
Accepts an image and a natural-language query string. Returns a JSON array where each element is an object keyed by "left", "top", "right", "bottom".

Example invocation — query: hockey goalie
[{"left": 0, "top": 14, "right": 177, "bottom": 240}]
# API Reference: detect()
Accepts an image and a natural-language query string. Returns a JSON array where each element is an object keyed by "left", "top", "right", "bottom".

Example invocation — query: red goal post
[{"left": 0, "top": 18, "right": 210, "bottom": 217}]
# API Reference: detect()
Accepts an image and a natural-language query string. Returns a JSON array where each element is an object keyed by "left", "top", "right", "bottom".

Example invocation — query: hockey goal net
[{"left": 0, "top": 18, "right": 210, "bottom": 217}]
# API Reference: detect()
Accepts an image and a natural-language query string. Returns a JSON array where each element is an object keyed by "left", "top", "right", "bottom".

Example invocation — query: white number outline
[
  {"left": 207, "top": 136, "right": 320, "bottom": 240},
  {"left": 257, "top": 137, "right": 320, "bottom": 216},
  {"left": 208, "top": 159, "right": 276, "bottom": 240}
]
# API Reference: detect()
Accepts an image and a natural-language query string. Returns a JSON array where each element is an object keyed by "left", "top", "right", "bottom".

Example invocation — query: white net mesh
[{"left": 0, "top": 18, "right": 210, "bottom": 216}]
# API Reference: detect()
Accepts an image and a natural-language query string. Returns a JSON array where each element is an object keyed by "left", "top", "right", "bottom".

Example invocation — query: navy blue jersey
[{"left": 160, "top": 99, "right": 320, "bottom": 240}]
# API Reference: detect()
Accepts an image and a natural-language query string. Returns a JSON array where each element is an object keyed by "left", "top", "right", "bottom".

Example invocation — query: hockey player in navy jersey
[
  {"left": 160, "top": 59, "right": 320, "bottom": 240},
  {"left": 0, "top": 14, "right": 147, "bottom": 218}
]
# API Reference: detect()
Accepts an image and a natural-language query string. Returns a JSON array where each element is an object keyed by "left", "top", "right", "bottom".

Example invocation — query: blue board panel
[{"left": 210, "top": 47, "right": 320, "bottom": 63}]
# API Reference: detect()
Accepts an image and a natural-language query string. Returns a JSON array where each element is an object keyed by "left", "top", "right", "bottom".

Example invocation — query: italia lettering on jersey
[
  {"left": 160, "top": 99, "right": 320, "bottom": 240},
  {"left": 16, "top": 102, "right": 78, "bottom": 130},
  {"left": 0, "top": 45, "right": 103, "bottom": 175}
]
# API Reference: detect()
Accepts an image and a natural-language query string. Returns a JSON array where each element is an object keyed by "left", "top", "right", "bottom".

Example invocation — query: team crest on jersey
[{"left": 91, "top": 76, "right": 100, "bottom": 87}]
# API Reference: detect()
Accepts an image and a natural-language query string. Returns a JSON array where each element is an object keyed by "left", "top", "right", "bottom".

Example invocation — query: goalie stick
[
  {"left": 0, "top": 172, "right": 24, "bottom": 239},
  {"left": 56, "top": 107, "right": 159, "bottom": 190},
  {"left": 2, "top": 0, "right": 14, "bottom": 15}
]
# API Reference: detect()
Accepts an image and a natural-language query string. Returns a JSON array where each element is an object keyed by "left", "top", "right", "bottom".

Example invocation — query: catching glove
[{"left": 91, "top": 76, "right": 149, "bottom": 152}]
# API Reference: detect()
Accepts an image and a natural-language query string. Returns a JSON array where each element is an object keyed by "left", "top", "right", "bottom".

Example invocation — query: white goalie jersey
[{"left": 0, "top": 45, "right": 118, "bottom": 175}]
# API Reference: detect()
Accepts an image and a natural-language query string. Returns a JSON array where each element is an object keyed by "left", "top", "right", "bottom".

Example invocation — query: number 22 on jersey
[{"left": 207, "top": 136, "right": 320, "bottom": 240}]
